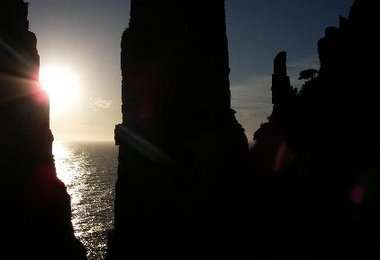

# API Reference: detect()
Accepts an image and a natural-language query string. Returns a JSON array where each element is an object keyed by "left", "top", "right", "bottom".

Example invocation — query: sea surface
[{"left": 53, "top": 141, "right": 118, "bottom": 260}]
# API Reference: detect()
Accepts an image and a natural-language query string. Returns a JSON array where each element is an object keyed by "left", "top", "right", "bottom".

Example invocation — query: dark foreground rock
[{"left": 0, "top": 1, "right": 87, "bottom": 259}]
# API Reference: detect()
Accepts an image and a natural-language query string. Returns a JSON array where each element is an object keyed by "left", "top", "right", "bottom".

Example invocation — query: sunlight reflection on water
[{"left": 53, "top": 141, "right": 118, "bottom": 260}]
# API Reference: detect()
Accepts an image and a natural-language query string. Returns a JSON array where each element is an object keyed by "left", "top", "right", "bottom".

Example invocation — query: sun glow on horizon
[{"left": 40, "top": 66, "right": 80, "bottom": 114}]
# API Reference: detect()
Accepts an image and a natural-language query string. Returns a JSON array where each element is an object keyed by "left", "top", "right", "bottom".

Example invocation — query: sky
[{"left": 27, "top": 0, "right": 353, "bottom": 142}]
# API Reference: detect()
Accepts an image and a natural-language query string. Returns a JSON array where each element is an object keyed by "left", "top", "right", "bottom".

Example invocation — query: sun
[{"left": 39, "top": 66, "right": 80, "bottom": 114}]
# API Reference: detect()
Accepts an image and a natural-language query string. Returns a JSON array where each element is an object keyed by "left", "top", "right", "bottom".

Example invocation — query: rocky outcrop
[
  {"left": 248, "top": 0, "right": 380, "bottom": 257},
  {"left": 0, "top": 1, "right": 87, "bottom": 259},
  {"left": 108, "top": 0, "right": 248, "bottom": 259}
]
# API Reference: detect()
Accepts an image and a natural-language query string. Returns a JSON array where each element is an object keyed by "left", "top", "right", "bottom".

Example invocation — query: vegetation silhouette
[
  {"left": 2, "top": 0, "right": 379, "bottom": 259},
  {"left": 298, "top": 68, "right": 318, "bottom": 80},
  {"left": 247, "top": 0, "right": 380, "bottom": 257},
  {"left": 110, "top": 0, "right": 380, "bottom": 259}
]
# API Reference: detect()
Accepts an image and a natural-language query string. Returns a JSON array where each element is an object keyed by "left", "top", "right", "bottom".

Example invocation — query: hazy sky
[{"left": 27, "top": 0, "right": 353, "bottom": 142}]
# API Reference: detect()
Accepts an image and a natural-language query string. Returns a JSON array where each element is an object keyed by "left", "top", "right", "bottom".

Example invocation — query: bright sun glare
[{"left": 40, "top": 66, "right": 80, "bottom": 114}]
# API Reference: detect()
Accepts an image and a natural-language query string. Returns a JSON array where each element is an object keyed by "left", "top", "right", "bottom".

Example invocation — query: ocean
[{"left": 53, "top": 141, "right": 118, "bottom": 260}]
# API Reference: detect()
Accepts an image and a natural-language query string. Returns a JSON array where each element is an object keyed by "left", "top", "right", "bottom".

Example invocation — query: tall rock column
[
  {"left": 271, "top": 51, "right": 294, "bottom": 120},
  {"left": 0, "top": 1, "right": 86, "bottom": 259},
  {"left": 109, "top": 0, "right": 248, "bottom": 259},
  {"left": 248, "top": 0, "right": 380, "bottom": 257}
]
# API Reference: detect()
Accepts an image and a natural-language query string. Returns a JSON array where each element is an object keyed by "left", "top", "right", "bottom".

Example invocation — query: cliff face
[
  {"left": 0, "top": 1, "right": 87, "bottom": 259},
  {"left": 109, "top": 0, "right": 248, "bottom": 259},
  {"left": 248, "top": 0, "right": 380, "bottom": 257}
]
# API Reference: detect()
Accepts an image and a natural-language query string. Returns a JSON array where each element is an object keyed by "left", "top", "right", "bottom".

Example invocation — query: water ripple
[{"left": 53, "top": 141, "right": 118, "bottom": 260}]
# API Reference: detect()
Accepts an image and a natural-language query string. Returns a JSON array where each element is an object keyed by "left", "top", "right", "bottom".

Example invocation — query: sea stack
[
  {"left": 248, "top": 0, "right": 380, "bottom": 257},
  {"left": 0, "top": 1, "right": 86, "bottom": 259},
  {"left": 109, "top": 0, "right": 248, "bottom": 259}
]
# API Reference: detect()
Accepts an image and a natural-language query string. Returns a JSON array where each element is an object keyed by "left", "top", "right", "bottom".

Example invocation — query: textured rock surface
[
  {"left": 0, "top": 1, "right": 87, "bottom": 259},
  {"left": 248, "top": 0, "right": 380, "bottom": 257},
  {"left": 109, "top": 0, "right": 248, "bottom": 259}
]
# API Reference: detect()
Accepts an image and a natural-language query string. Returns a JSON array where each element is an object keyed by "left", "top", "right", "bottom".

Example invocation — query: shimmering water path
[{"left": 53, "top": 142, "right": 118, "bottom": 260}]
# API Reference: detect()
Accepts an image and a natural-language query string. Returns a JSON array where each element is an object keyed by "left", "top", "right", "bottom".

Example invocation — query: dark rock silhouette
[
  {"left": 248, "top": 0, "right": 380, "bottom": 257},
  {"left": 0, "top": 1, "right": 87, "bottom": 259},
  {"left": 108, "top": 0, "right": 248, "bottom": 259}
]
